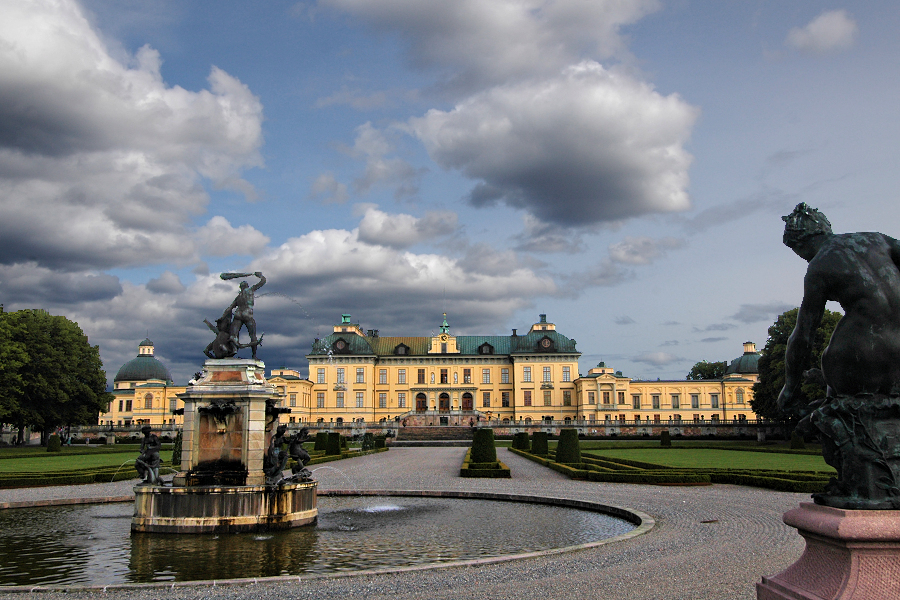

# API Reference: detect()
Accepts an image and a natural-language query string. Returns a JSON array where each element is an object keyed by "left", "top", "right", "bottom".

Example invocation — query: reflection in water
[{"left": 0, "top": 497, "right": 634, "bottom": 586}]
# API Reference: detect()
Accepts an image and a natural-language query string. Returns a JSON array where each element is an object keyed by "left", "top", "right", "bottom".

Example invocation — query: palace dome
[
  {"left": 725, "top": 341, "right": 760, "bottom": 376},
  {"left": 114, "top": 339, "right": 173, "bottom": 383}
]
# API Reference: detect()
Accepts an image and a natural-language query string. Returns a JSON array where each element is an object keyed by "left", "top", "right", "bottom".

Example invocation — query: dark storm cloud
[{"left": 0, "top": 264, "right": 122, "bottom": 305}]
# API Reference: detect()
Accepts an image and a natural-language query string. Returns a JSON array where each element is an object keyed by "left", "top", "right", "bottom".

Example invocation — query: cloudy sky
[{"left": 2, "top": 0, "right": 898, "bottom": 385}]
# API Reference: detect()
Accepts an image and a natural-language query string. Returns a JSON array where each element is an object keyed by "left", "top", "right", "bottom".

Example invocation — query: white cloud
[
  {"left": 632, "top": 351, "right": 683, "bottom": 367},
  {"left": 407, "top": 61, "right": 697, "bottom": 226},
  {"left": 513, "top": 215, "right": 586, "bottom": 254},
  {"left": 195, "top": 216, "right": 270, "bottom": 257},
  {"left": 348, "top": 122, "right": 424, "bottom": 199},
  {"left": 146, "top": 271, "right": 186, "bottom": 295},
  {"left": 786, "top": 10, "right": 858, "bottom": 54},
  {"left": 0, "top": 0, "right": 263, "bottom": 270},
  {"left": 310, "top": 172, "right": 350, "bottom": 204},
  {"left": 320, "top": 0, "right": 661, "bottom": 90},
  {"left": 730, "top": 302, "right": 795, "bottom": 324},
  {"left": 356, "top": 205, "right": 458, "bottom": 248},
  {"left": 608, "top": 236, "right": 685, "bottom": 265}
]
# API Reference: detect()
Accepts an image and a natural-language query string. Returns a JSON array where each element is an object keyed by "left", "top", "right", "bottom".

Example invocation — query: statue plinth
[
  {"left": 133, "top": 358, "right": 317, "bottom": 533},
  {"left": 758, "top": 502, "right": 900, "bottom": 599}
]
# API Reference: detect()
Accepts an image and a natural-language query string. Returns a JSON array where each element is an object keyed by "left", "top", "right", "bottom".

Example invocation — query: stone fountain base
[
  {"left": 757, "top": 502, "right": 900, "bottom": 599},
  {"left": 132, "top": 480, "right": 317, "bottom": 534}
]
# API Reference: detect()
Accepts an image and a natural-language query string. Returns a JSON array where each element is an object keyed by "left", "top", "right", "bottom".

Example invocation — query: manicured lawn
[
  {"left": 0, "top": 448, "right": 173, "bottom": 472},
  {"left": 586, "top": 448, "right": 834, "bottom": 472}
]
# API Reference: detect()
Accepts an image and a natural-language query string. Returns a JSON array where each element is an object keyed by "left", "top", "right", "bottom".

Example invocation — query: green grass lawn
[
  {"left": 0, "top": 448, "right": 174, "bottom": 472},
  {"left": 586, "top": 448, "right": 834, "bottom": 472}
]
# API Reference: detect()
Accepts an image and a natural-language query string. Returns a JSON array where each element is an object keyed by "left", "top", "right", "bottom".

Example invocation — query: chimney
[{"left": 512, "top": 329, "right": 518, "bottom": 336}]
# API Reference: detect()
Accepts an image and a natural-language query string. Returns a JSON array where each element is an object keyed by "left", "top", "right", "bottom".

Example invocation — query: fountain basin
[{"left": 132, "top": 481, "right": 317, "bottom": 533}]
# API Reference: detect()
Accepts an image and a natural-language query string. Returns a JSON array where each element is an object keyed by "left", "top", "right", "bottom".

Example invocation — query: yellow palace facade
[{"left": 100, "top": 315, "right": 761, "bottom": 429}]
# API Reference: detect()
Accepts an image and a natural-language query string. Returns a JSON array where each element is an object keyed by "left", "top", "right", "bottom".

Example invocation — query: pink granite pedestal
[{"left": 757, "top": 502, "right": 900, "bottom": 599}]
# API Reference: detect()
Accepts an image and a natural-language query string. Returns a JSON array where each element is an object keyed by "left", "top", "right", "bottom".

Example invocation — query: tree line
[{"left": 0, "top": 307, "right": 113, "bottom": 445}]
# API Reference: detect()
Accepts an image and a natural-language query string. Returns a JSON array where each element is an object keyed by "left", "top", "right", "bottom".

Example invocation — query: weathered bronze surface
[
  {"left": 779, "top": 202, "right": 900, "bottom": 509},
  {"left": 135, "top": 425, "right": 161, "bottom": 485},
  {"left": 204, "top": 271, "right": 266, "bottom": 359}
]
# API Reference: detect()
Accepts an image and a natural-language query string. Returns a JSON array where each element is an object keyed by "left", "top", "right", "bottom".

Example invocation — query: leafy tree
[
  {"left": 0, "top": 309, "right": 113, "bottom": 444},
  {"left": 751, "top": 307, "right": 842, "bottom": 421},
  {"left": 686, "top": 360, "right": 727, "bottom": 380}
]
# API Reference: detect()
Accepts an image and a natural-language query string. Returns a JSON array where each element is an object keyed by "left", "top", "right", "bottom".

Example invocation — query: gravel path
[{"left": 0, "top": 447, "right": 806, "bottom": 600}]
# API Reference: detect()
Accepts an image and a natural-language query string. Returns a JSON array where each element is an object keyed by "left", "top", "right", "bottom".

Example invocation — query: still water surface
[{"left": 0, "top": 496, "right": 633, "bottom": 586}]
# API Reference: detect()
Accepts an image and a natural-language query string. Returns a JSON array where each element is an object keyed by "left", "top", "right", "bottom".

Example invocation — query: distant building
[{"left": 99, "top": 320, "right": 762, "bottom": 428}]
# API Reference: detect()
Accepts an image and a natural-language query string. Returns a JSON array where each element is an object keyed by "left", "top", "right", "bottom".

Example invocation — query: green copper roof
[
  {"left": 114, "top": 355, "right": 173, "bottom": 383},
  {"left": 726, "top": 351, "right": 760, "bottom": 375}
]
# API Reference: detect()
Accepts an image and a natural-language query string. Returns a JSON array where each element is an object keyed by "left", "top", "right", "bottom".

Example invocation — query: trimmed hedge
[
  {"left": 471, "top": 428, "right": 497, "bottom": 463},
  {"left": 314, "top": 432, "right": 329, "bottom": 451},
  {"left": 0, "top": 465, "right": 140, "bottom": 488},
  {"left": 374, "top": 435, "right": 386, "bottom": 449},
  {"left": 531, "top": 431, "right": 549, "bottom": 455},
  {"left": 362, "top": 432, "right": 375, "bottom": 451},
  {"left": 660, "top": 430, "right": 672, "bottom": 447},
  {"left": 326, "top": 432, "right": 342, "bottom": 456},
  {"left": 171, "top": 430, "right": 182, "bottom": 467},
  {"left": 47, "top": 435, "right": 62, "bottom": 453},
  {"left": 555, "top": 429, "right": 581, "bottom": 464},
  {"left": 460, "top": 449, "right": 511, "bottom": 478},
  {"left": 511, "top": 432, "right": 530, "bottom": 451}
]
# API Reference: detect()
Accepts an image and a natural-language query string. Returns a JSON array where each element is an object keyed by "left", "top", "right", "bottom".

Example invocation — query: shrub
[
  {"left": 531, "top": 431, "right": 549, "bottom": 455},
  {"left": 660, "top": 430, "right": 672, "bottom": 447},
  {"left": 555, "top": 429, "right": 581, "bottom": 464},
  {"left": 47, "top": 434, "right": 62, "bottom": 452},
  {"left": 361, "top": 432, "right": 375, "bottom": 450},
  {"left": 374, "top": 435, "right": 386, "bottom": 449},
  {"left": 340, "top": 436, "right": 347, "bottom": 449},
  {"left": 325, "top": 432, "right": 342, "bottom": 456},
  {"left": 512, "top": 431, "right": 531, "bottom": 451},
  {"left": 471, "top": 428, "right": 497, "bottom": 463},
  {"left": 790, "top": 430, "right": 806, "bottom": 450},
  {"left": 314, "top": 432, "right": 329, "bottom": 451},
  {"left": 171, "top": 430, "right": 183, "bottom": 467}
]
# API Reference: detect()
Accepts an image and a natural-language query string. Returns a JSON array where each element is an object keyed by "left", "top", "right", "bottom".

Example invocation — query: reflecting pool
[{"left": 0, "top": 496, "right": 634, "bottom": 586}]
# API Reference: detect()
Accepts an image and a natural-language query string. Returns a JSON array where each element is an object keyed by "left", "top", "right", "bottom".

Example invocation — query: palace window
[
  {"left": 691, "top": 394, "right": 700, "bottom": 409},
  {"left": 588, "top": 392, "right": 595, "bottom": 405},
  {"left": 543, "top": 366, "right": 552, "bottom": 382},
  {"left": 398, "top": 369, "right": 406, "bottom": 384},
  {"left": 523, "top": 367, "right": 532, "bottom": 382},
  {"left": 562, "top": 366, "right": 571, "bottom": 382},
  {"left": 379, "top": 369, "right": 387, "bottom": 384},
  {"left": 501, "top": 368, "right": 509, "bottom": 384},
  {"left": 317, "top": 368, "right": 325, "bottom": 384},
  {"left": 441, "top": 343, "right": 447, "bottom": 353},
  {"left": 603, "top": 391, "right": 610, "bottom": 404},
  {"left": 356, "top": 392, "right": 364, "bottom": 408},
  {"left": 543, "top": 390, "right": 552, "bottom": 406},
  {"left": 711, "top": 414, "right": 720, "bottom": 422},
  {"left": 337, "top": 368, "right": 345, "bottom": 384},
  {"left": 290, "top": 393, "right": 297, "bottom": 407},
  {"left": 632, "top": 395, "right": 641, "bottom": 409},
  {"left": 356, "top": 368, "right": 365, "bottom": 383},
  {"left": 671, "top": 394, "right": 680, "bottom": 409},
  {"left": 710, "top": 394, "right": 719, "bottom": 409},
  {"left": 693, "top": 414, "right": 701, "bottom": 423},
  {"left": 144, "top": 394, "right": 153, "bottom": 409},
  {"left": 482, "top": 369, "right": 490, "bottom": 384},
  {"left": 736, "top": 388, "right": 745, "bottom": 404},
  {"left": 336, "top": 392, "right": 344, "bottom": 408},
  {"left": 654, "top": 414, "right": 661, "bottom": 423},
  {"left": 118, "top": 400, "right": 123, "bottom": 412},
  {"left": 483, "top": 392, "right": 491, "bottom": 408},
  {"left": 379, "top": 393, "right": 387, "bottom": 409},
  {"left": 418, "top": 369, "right": 425, "bottom": 384},
  {"left": 524, "top": 390, "right": 532, "bottom": 407},
  {"left": 502, "top": 391, "right": 510, "bottom": 407},
  {"left": 317, "top": 393, "right": 324, "bottom": 409},
  {"left": 440, "top": 369, "right": 448, "bottom": 384},
  {"left": 563, "top": 391, "right": 572, "bottom": 406},
  {"left": 652, "top": 395, "right": 660, "bottom": 409},
  {"left": 673, "top": 414, "right": 682, "bottom": 423},
  {"left": 634, "top": 415, "right": 641, "bottom": 423},
  {"left": 398, "top": 392, "right": 406, "bottom": 408},
  {"left": 618, "top": 391, "right": 625, "bottom": 405},
  {"left": 463, "top": 368, "right": 472, "bottom": 384}
]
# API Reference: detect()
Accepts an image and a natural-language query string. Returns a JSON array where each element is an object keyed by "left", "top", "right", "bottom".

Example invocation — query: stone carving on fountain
[{"left": 777, "top": 202, "right": 900, "bottom": 510}]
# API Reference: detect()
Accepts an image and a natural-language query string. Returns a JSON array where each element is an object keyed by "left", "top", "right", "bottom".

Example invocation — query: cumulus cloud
[
  {"left": 407, "top": 61, "right": 697, "bottom": 227},
  {"left": 320, "top": 0, "right": 661, "bottom": 90},
  {"left": 310, "top": 172, "right": 350, "bottom": 204},
  {"left": 787, "top": 10, "right": 858, "bottom": 54},
  {"left": 195, "top": 216, "right": 271, "bottom": 257},
  {"left": 356, "top": 205, "right": 458, "bottom": 248},
  {"left": 348, "top": 122, "right": 425, "bottom": 199},
  {"left": 608, "top": 236, "right": 686, "bottom": 265},
  {"left": 730, "top": 302, "right": 795, "bottom": 324},
  {"left": 565, "top": 258, "right": 632, "bottom": 291},
  {"left": 0, "top": 263, "right": 122, "bottom": 305},
  {"left": 512, "top": 215, "right": 586, "bottom": 254},
  {"left": 632, "top": 351, "right": 683, "bottom": 367},
  {"left": 146, "top": 271, "right": 186, "bottom": 295},
  {"left": 0, "top": 0, "right": 263, "bottom": 271}
]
